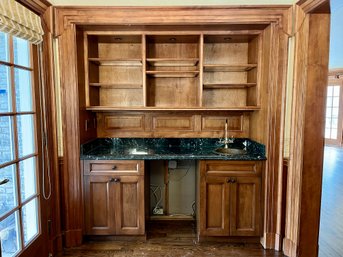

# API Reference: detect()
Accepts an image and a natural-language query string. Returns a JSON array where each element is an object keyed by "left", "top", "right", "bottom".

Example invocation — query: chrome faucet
[{"left": 219, "top": 119, "right": 234, "bottom": 148}]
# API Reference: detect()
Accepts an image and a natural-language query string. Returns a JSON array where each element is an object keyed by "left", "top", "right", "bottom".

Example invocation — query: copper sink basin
[{"left": 214, "top": 148, "right": 247, "bottom": 155}]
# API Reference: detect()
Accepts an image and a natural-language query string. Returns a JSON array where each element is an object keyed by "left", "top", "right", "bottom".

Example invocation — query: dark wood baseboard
[{"left": 64, "top": 229, "right": 83, "bottom": 247}]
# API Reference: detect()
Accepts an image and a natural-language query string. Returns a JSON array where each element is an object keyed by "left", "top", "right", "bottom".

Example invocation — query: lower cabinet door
[
  {"left": 200, "top": 176, "right": 230, "bottom": 236},
  {"left": 84, "top": 175, "right": 116, "bottom": 235},
  {"left": 229, "top": 176, "right": 261, "bottom": 236},
  {"left": 114, "top": 175, "right": 145, "bottom": 235}
]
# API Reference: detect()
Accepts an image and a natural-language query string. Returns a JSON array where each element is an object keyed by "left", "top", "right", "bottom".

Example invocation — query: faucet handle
[{"left": 228, "top": 136, "right": 234, "bottom": 144}]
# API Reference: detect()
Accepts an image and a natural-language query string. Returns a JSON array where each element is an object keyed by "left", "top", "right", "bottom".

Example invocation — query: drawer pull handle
[
  {"left": 112, "top": 166, "right": 117, "bottom": 170},
  {"left": 227, "top": 178, "right": 237, "bottom": 183}
]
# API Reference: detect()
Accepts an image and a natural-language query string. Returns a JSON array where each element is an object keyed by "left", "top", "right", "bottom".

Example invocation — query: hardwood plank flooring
[
  {"left": 60, "top": 221, "right": 284, "bottom": 257},
  {"left": 319, "top": 146, "right": 343, "bottom": 257}
]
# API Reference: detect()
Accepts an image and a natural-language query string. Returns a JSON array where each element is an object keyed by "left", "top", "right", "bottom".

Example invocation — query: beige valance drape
[{"left": 0, "top": 0, "right": 44, "bottom": 44}]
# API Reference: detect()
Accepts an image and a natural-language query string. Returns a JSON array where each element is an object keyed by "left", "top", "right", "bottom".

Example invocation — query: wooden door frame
[
  {"left": 283, "top": 0, "right": 330, "bottom": 257},
  {"left": 13, "top": 1, "right": 63, "bottom": 256},
  {"left": 54, "top": 5, "right": 291, "bottom": 249}
]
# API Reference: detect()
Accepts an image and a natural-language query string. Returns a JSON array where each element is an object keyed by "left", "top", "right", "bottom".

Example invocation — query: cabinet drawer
[
  {"left": 201, "top": 161, "right": 261, "bottom": 176},
  {"left": 83, "top": 160, "right": 144, "bottom": 175}
]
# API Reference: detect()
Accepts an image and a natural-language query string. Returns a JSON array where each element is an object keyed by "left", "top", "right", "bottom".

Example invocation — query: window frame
[{"left": 0, "top": 32, "right": 42, "bottom": 256}]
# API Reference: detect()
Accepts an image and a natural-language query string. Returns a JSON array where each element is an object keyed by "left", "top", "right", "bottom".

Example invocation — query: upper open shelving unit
[{"left": 83, "top": 31, "right": 261, "bottom": 111}]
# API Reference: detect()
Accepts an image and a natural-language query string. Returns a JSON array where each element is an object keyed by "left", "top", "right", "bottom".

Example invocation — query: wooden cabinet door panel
[
  {"left": 200, "top": 176, "right": 230, "bottom": 236},
  {"left": 84, "top": 175, "right": 115, "bottom": 235},
  {"left": 114, "top": 175, "right": 145, "bottom": 235},
  {"left": 229, "top": 176, "right": 261, "bottom": 236}
]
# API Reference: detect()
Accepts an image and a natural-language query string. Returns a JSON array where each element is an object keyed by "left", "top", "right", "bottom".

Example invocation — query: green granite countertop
[{"left": 80, "top": 138, "right": 266, "bottom": 161}]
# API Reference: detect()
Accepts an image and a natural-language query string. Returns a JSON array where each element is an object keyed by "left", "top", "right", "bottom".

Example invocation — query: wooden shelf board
[
  {"left": 89, "top": 83, "right": 142, "bottom": 89},
  {"left": 146, "top": 58, "right": 199, "bottom": 67},
  {"left": 146, "top": 70, "right": 199, "bottom": 78},
  {"left": 86, "top": 106, "right": 260, "bottom": 111},
  {"left": 149, "top": 215, "right": 195, "bottom": 221},
  {"left": 88, "top": 58, "right": 142, "bottom": 66},
  {"left": 203, "top": 64, "right": 257, "bottom": 72},
  {"left": 203, "top": 83, "right": 257, "bottom": 89}
]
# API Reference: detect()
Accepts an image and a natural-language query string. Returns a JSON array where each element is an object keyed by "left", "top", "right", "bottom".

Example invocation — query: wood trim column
[
  {"left": 41, "top": 6, "right": 64, "bottom": 255},
  {"left": 58, "top": 23, "right": 83, "bottom": 247},
  {"left": 260, "top": 20, "right": 289, "bottom": 250},
  {"left": 283, "top": 2, "right": 330, "bottom": 256}
]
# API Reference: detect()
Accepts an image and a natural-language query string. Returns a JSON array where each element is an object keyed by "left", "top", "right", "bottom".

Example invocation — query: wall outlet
[{"left": 168, "top": 160, "right": 177, "bottom": 169}]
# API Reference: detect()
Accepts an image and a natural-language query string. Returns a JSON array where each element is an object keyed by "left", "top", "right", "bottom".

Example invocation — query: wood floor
[
  {"left": 60, "top": 221, "right": 284, "bottom": 257},
  {"left": 319, "top": 146, "right": 343, "bottom": 257}
]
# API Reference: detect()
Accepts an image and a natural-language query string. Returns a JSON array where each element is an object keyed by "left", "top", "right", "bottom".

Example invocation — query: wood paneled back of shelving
[{"left": 96, "top": 112, "right": 250, "bottom": 138}]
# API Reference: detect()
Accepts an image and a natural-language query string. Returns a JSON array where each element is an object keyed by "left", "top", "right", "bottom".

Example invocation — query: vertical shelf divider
[
  {"left": 84, "top": 31, "right": 90, "bottom": 107},
  {"left": 142, "top": 34, "right": 147, "bottom": 107},
  {"left": 199, "top": 33, "right": 204, "bottom": 108}
]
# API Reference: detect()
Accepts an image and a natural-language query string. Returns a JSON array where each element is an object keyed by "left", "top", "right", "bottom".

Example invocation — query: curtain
[{"left": 0, "top": 0, "right": 44, "bottom": 44}]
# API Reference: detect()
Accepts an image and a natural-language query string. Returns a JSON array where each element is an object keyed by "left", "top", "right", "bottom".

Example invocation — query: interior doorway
[
  {"left": 319, "top": 0, "right": 343, "bottom": 256},
  {"left": 325, "top": 70, "right": 343, "bottom": 146}
]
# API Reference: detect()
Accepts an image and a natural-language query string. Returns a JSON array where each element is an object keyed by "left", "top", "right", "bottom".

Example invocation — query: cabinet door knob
[
  {"left": 109, "top": 178, "right": 115, "bottom": 182},
  {"left": 112, "top": 165, "right": 117, "bottom": 170},
  {"left": 227, "top": 178, "right": 232, "bottom": 183},
  {"left": 231, "top": 178, "right": 237, "bottom": 183}
]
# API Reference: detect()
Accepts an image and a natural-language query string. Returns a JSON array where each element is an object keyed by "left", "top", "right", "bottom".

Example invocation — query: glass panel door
[
  {"left": 0, "top": 32, "right": 41, "bottom": 257},
  {"left": 325, "top": 81, "right": 343, "bottom": 145}
]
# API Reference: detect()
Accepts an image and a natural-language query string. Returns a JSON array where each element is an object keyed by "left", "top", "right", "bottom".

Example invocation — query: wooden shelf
[
  {"left": 86, "top": 106, "right": 260, "bottom": 111},
  {"left": 203, "top": 83, "right": 257, "bottom": 89},
  {"left": 146, "top": 70, "right": 199, "bottom": 78},
  {"left": 149, "top": 215, "right": 195, "bottom": 221},
  {"left": 146, "top": 58, "right": 199, "bottom": 67},
  {"left": 203, "top": 64, "right": 257, "bottom": 72},
  {"left": 89, "top": 83, "right": 142, "bottom": 89},
  {"left": 88, "top": 58, "right": 142, "bottom": 66}
]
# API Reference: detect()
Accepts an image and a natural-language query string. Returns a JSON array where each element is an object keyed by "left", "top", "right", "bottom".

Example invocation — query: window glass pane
[
  {"left": 332, "top": 96, "right": 340, "bottom": 108},
  {"left": 0, "top": 32, "right": 9, "bottom": 62},
  {"left": 326, "top": 107, "right": 332, "bottom": 118},
  {"left": 333, "top": 86, "right": 340, "bottom": 97},
  {"left": 13, "top": 37, "right": 30, "bottom": 68},
  {"left": 14, "top": 68, "right": 32, "bottom": 112},
  {"left": 326, "top": 96, "right": 333, "bottom": 107},
  {"left": 0, "top": 165, "right": 17, "bottom": 217},
  {"left": 325, "top": 118, "right": 331, "bottom": 129},
  {"left": 22, "top": 198, "right": 39, "bottom": 246},
  {"left": 325, "top": 128, "right": 331, "bottom": 138},
  {"left": 0, "top": 212, "right": 21, "bottom": 257},
  {"left": 19, "top": 158, "right": 37, "bottom": 202},
  {"left": 0, "top": 116, "right": 14, "bottom": 165},
  {"left": 331, "top": 118, "right": 338, "bottom": 130},
  {"left": 0, "top": 65, "right": 11, "bottom": 113},
  {"left": 17, "top": 115, "right": 35, "bottom": 158},
  {"left": 331, "top": 129, "right": 338, "bottom": 139},
  {"left": 327, "top": 86, "right": 333, "bottom": 97},
  {"left": 332, "top": 107, "right": 339, "bottom": 118}
]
